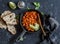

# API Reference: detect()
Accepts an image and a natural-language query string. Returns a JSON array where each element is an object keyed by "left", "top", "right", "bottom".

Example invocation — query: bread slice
[
  {"left": 7, "top": 25, "right": 16, "bottom": 35},
  {"left": 1, "top": 11, "right": 17, "bottom": 25},
  {"left": 1, "top": 10, "right": 11, "bottom": 18},
  {"left": 0, "top": 17, "right": 7, "bottom": 29},
  {"left": 1, "top": 10, "right": 17, "bottom": 35},
  {"left": 2, "top": 13, "right": 17, "bottom": 25},
  {"left": 7, "top": 19, "right": 17, "bottom": 25}
]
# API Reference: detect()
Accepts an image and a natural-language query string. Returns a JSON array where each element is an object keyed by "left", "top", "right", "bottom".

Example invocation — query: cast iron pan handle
[{"left": 16, "top": 30, "right": 27, "bottom": 42}]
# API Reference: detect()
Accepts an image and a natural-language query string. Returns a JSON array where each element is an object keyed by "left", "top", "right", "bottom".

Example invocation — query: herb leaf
[
  {"left": 15, "top": 15, "right": 19, "bottom": 19},
  {"left": 35, "top": 7, "right": 40, "bottom": 10},
  {"left": 30, "top": 23, "right": 40, "bottom": 31},
  {"left": 41, "top": 12, "right": 44, "bottom": 15},
  {"left": 33, "top": 2, "right": 40, "bottom": 10},
  {"left": 27, "top": 7, "right": 31, "bottom": 10}
]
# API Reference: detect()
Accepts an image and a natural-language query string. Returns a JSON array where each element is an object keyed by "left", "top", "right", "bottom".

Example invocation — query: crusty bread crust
[
  {"left": 0, "top": 17, "right": 7, "bottom": 29},
  {"left": 7, "top": 25, "right": 16, "bottom": 35}
]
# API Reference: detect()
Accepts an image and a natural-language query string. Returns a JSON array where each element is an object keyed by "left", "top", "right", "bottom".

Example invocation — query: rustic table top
[{"left": 0, "top": 0, "right": 60, "bottom": 44}]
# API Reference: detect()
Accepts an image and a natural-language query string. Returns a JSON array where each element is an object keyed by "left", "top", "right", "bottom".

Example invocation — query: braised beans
[{"left": 22, "top": 11, "right": 39, "bottom": 32}]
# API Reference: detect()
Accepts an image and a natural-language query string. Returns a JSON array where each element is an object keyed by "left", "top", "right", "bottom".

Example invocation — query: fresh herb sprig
[{"left": 33, "top": 2, "right": 40, "bottom": 10}]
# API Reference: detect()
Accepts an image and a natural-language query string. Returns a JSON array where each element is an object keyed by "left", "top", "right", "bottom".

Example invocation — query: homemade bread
[
  {"left": 0, "top": 10, "right": 17, "bottom": 35},
  {"left": 7, "top": 25, "right": 16, "bottom": 35},
  {"left": 1, "top": 11, "right": 17, "bottom": 25}
]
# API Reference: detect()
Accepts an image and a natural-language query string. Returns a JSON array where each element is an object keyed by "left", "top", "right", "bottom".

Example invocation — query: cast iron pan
[{"left": 16, "top": 9, "right": 44, "bottom": 42}]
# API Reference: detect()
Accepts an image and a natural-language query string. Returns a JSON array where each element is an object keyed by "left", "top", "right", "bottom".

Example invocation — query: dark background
[{"left": 0, "top": 0, "right": 60, "bottom": 44}]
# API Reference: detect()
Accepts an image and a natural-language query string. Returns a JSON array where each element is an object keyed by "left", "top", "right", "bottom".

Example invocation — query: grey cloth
[
  {"left": 49, "top": 17, "right": 59, "bottom": 30},
  {"left": 41, "top": 16, "right": 60, "bottom": 44}
]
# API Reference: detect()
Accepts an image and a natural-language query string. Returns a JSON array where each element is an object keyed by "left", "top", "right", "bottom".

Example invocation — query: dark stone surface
[{"left": 0, "top": 0, "right": 60, "bottom": 44}]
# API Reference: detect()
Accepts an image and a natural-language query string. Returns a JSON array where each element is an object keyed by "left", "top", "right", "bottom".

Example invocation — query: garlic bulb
[{"left": 18, "top": 1, "right": 25, "bottom": 8}]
